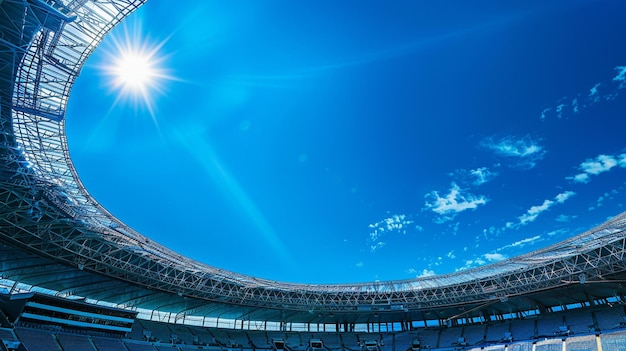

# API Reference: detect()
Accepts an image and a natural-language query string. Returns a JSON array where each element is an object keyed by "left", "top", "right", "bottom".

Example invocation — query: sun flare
[
  {"left": 101, "top": 22, "right": 174, "bottom": 122},
  {"left": 113, "top": 51, "right": 156, "bottom": 91}
]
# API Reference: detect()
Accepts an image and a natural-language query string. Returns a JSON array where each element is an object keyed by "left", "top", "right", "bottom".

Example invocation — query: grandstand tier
[{"left": 5, "top": 313, "right": 626, "bottom": 351}]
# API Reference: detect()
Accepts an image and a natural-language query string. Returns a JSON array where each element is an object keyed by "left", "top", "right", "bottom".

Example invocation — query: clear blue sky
[{"left": 66, "top": 0, "right": 626, "bottom": 284}]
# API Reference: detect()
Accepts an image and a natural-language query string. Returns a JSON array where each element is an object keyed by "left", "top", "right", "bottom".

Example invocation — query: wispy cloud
[
  {"left": 497, "top": 235, "right": 542, "bottom": 251},
  {"left": 450, "top": 167, "right": 498, "bottom": 186},
  {"left": 556, "top": 214, "right": 576, "bottom": 222},
  {"left": 567, "top": 153, "right": 626, "bottom": 183},
  {"left": 370, "top": 242, "right": 385, "bottom": 252},
  {"left": 480, "top": 135, "right": 545, "bottom": 169},
  {"left": 547, "top": 228, "right": 568, "bottom": 237},
  {"left": 589, "top": 83, "right": 601, "bottom": 99},
  {"left": 469, "top": 167, "right": 498, "bottom": 186},
  {"left": 506, "top": 191, "right": 575, "bottom": 229},
  {"left": 409, "top": 268, "right": 435, "bottom": 278},
  {"left": 484, "top": 252, "right": 507, "bottom": 262},
  {"left": 556, "top": 103, "right": 565, "bottom": 119},
  {"left": 368, "top": 214, "right": 414, "bottom": 252},
  {"left": 457, "top": 258, "right": 485, "bottom": 271},
  {"left": 589, "top": 189, "right": 621, "bottom": 211},
  {"left": 457, "top": 251, "right": 508, "bottom": 271},
  {"left": 424, "top": 183, "right": 488, "bottom": 222},
  {"left": 541, "top": 65, "right": 626, "bottom": 120},
  {"left": 369, "top": 214, "right": 414, "bottom": 241},
  {"left": 614, "top": 66, "right": 626, "bottom": 88}
]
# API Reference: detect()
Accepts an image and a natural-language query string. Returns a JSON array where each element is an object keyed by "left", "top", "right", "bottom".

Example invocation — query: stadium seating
[
  {"left": 129, "top": 321, "right": 147, "bottom": 341},
  {"left": 56, "top": 333, "right": 97, "bottom": 351},
  {"left": 189, "top": 326, "right": 216, "bottom": 346},
  {"left": 0, "top": 328, "right": 19, "bottom": 349},
  {"left": 413, "top": 329, "right": 439, "bottom": 349},
  {"left": 390, "top": 330, "right": 414, "bottom": 351},
  {"left": 316, "top": 332, "right": 342, "bottom": 350},
  {"left": 595, "top": 306, "right": 626, "bottom": 331},
  {"left": 599, "top": 330, "right": 626, "bottom": 350},
  {"left": 534, "top": 338, "right": 562, "bottom": 351},
  {"left": 139, "top": 319, "right": 173, "bottom": 343},
  {"left": 484, "top": 322, "right": 510, "bottom": 343},
  {"left": 511, "top": 318, "right": 535, "bottom": 341},
  {"left": 565, "top": 308, "right": 595, "bottom": 334},
  {"left": 9, "top": 318, "right": 626, "bottom": 351},
  {"left": 468, "top": 346, "right": 504, "bottom": 351},
  {"left": 247, "top": 330, "right": 270, "bottom": 348},
  {"left": 438, "top": 326, "right": 463, "bottom": 348},
  {"left": 92, "top": 336, "right": 129, "bottom": 351},
  {"left": 536, "top": 313, "right": 565, "bottom": 337},
  {"left": 564, "top": 334, "right": 597, "bottom": 351},
  {"left": 14, "top": 327, "right": 61, "bottom": 351},
  {"left": 169, "top": 323, "right": 196, "bottom": 345},
  {"left": 507, "top": 343, "right": 532, "bottom": 351},
  {"left": 461, "top": 324, "right": 485, "bottom": 345},
  {"left": 124, "top": 340, "right": 159, "bottom": 351},
  {"left": 339, "top": 332, "right": 359, "bottom": 350},
  {"left": 6, "top": 302, "right": 626, "bottom": 351}
]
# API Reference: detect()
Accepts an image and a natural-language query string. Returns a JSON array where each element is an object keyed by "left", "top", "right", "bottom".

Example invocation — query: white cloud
[
  {"left": 543, "top": 66, "right": 626, "bottom": 121},
  {"left": 519, "top": 199, "right": 553, "bottom": 226},
  {"left": 581, "top": 154, "right": 617, "bottom": 174},
  {"left": 457, "top": 251, "right": 508, "bottom": 271},
  {"left": 370, "top": 242, "right": 385, "bottom": 252},
  {"left": 556, "top": 103, "right": 565, "bottom": 119},
  {"left": 446, "top": 250, "right": 456, "bottom": 259},
  {"left": 556, "top": 214, "right": 576, "bottom": 223},
  {"left": 595, "top": 189, "right": 620, "bottom": 209},
  {"left": 547, "top": 228, "right": 568, "bottom": 237},
  {"left": 369, "top": 214, "right": 414, "bottom": 242},
  {"left": 540, "top": 107, "right": 551, "bottom": 120},
  {"left": 451, "top": 167, "right": 498, "bottom": 186},
  {"left": 568, "top": 153, "right": 626, "bottom": 183},
  {"left": 614, "top": 66, "right": 626, "bottom": 88},
  {"left": 457, "top": 257, "right": 486, "bottom": 271},
  {"left": 589, "top": 83, "right": 601, "bottom": 98},
  {"left": 417, "top": 269, "right": 435, "bottom": 278},
  {"left": 555, "top": 190, "right": 576, "bottom": 203},
  {"left": 480, "top": 135, "right": 545, "bottom": 169},
  {"left": 509, "top": 191, "right": 575, "bottom": 228},
  {"left": 484, "top": 253, "right": 506, "bottom": 262},
  {"left": 570, "top": 173, "right": 591, "bottom": 183},
  {"left": 469, "top": 167, "right": 498, "bottom": 186},
  {"left": 355, "top": 262, "right": 364, "bottom": 268},
  {"left": 497, "top": 235, "right": 542, "bottom": 251},
  {"left": 424, "top": 183, "right": 488, "bottom": 221}
]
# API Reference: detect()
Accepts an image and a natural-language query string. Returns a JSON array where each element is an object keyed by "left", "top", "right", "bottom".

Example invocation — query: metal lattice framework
[{"left": 1, "top": 0, "right": 626, "bottom": 324}]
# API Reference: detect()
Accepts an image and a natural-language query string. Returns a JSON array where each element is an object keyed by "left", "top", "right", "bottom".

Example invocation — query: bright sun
[
  {"left": 101, "top": 22, "right": 173, "bottom": 122},
  {"left": 113, "top": 52, "right": 156, "bottom": 91}
]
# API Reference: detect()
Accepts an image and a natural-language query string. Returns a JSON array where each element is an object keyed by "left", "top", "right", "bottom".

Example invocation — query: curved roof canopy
[{"left": 1, "top": 0, "right": 626, "bottom": 324}]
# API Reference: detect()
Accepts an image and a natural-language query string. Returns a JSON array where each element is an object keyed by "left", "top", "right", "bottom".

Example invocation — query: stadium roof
[{"left": 1, "top": 0, "right": 626, "bottom": 325}]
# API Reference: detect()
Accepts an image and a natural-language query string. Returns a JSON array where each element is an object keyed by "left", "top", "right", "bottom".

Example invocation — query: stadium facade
[{"left": 2, "top": 0, "right": 626, "bottom": 349}]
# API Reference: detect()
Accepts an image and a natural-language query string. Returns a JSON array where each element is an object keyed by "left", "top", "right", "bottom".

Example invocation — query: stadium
[{"left": 1, "top": 0, "right": 626, "bottom": 350}]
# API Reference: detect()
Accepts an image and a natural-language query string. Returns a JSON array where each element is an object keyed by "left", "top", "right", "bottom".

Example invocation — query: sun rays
[{"left": 100, "top": 20, "right": 175, "bottom": 126}]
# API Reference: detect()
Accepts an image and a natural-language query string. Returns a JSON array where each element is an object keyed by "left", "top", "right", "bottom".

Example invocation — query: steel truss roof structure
[{"left": 1, "top": 0, "right": 626, "bottom": 326}]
